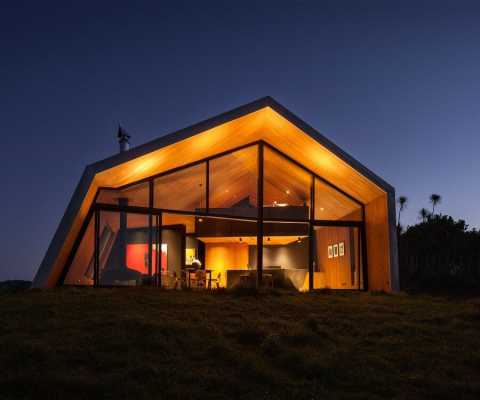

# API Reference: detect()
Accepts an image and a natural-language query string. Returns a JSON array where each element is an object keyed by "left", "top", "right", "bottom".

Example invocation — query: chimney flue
[{"left": 117, "top": 125, "right": 131, "bottom": 152}]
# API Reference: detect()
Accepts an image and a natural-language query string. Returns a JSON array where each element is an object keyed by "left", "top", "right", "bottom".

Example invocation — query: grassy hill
[{"left": 1, "top": 288, "right": 479, "bottom": 399}]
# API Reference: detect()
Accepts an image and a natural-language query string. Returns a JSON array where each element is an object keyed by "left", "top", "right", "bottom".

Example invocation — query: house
[{"left": 33, "top": 97, "right": 398, "bottom": 291}]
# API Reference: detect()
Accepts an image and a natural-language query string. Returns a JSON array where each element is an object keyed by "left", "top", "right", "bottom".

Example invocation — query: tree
[
  {"left": 399, "top": 214, "right": 480, "bottom": 290},
  {"left": 419, "top": 208, "right": 430, "bottom": 223},
  {"left": 397, "top": 196, "right": 408, "bottom": 229},
  {"left": 430, "top": 194, "right": 442, "bottom": 215}
]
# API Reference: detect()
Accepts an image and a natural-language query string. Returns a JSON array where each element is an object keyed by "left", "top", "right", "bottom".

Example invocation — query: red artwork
[{"left": 126, "top": 244, "right": 168, "bottom": 274}]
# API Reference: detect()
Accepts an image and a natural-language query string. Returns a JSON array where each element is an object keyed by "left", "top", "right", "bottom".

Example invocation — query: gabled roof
[
  {"left": 88, "top": 96, "right": 393, "bottom": 192},
  {"left": 33, "top": 96, "right": 394, "bottom": 288}
]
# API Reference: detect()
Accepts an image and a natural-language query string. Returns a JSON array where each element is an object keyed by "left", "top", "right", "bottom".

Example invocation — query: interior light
[
  {"left": 198, "top": 218, "right": 203, "bottom": 222},
  {"left": 285, "top": 189, "right": 290, "bottom": 195},
  {"left": 297, "top": 237, "right": 301, "bottom": 243},
  {"left": 320, "top": 207, "right": 324, "bottom": 211}
]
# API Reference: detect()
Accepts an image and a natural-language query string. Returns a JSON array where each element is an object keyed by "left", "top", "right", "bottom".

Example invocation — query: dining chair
[
  {"left": 209, "top": 272, "right": 221, "bottom": 289},
  {"left": 192, "top": 270, "right": 206, "bottom": 289}
]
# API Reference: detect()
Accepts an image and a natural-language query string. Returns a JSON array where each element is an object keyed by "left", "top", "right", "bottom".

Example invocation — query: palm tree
[
  {"left": 397, "top": 196, "right": 408, "bottom": 229},
  {"left": 430, "top": 194, "right": 442, "bottom": 215},
  {"left": 419, "top": 208, "right": 430, "bottom": 223}
]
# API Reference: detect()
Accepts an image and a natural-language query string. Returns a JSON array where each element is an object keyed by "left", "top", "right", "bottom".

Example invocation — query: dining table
[{"left": 184, "top": 268, "right": 212, "bottom": 289}]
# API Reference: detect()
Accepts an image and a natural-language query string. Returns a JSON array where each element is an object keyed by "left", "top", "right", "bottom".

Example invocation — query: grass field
[{"left": 1, "top": 288, "right": 479, "bottom": 399}]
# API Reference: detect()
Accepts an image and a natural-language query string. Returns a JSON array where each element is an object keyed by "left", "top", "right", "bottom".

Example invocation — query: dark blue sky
[{"left": 2, "top": 1, "right": 480, "bottom": 280}]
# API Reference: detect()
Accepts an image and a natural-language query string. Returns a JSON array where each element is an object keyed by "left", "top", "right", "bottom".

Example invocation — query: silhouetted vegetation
[
  {"left": 429, "top": 193, "right": 442, "bottom": 215},
  {"left": 0, "top": 280, "right": 31, "bottom": 293},
  {"left": 399, "top": 214, "right": 480, "bottom": 291},
  {"left": 397, "top": 195, "right": 408, "bottom": 230}
]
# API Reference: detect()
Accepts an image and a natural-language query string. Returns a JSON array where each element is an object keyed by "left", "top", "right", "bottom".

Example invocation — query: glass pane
[
  {"left": 154, "top": 163, "right": 206, "bottom": 212},
  {"left": 197, "top": 217, "right": 257, "bottom": 289},
  {"left": 159, "top": 213, "right": 190, "bottom": 289},
  {"left": 263, "top": 147, "right": 311, "bottom": 220},
  {"left": 64, "top": 215, "right": 94, "bottom": 285},
  {"left": 314, "top": 179, "right": 362, "bottom": 221},
  {"left": 258, "top": 221, "right": 309, "bottom": 291},
  {"left": 98, "top": 211, "right": 152, "bottom": 286},
  {"left": 209, "top": 146, "right": 258, "bottom": 218},
  {"left": 313, "top": 226, "right": 363, "bottom": 289},
  {"left": 96, "top": 182, "right": 150, "bottom": 207}
]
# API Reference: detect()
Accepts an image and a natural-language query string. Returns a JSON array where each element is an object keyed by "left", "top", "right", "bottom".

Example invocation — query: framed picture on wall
[
  {"left": 339, "top": 242, "right": 345, "bottom": 257},
  {"left": 328, "top": 245, "right": 333, "bottom": 259},
  {"left": 333, "top": 244, "right": 339, "bottom": 258}
]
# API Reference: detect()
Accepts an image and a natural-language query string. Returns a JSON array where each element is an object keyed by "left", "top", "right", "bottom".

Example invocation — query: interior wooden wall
[
  {"left": 314, "top": 227, "right": 359, "bottom": 289},
  {"left": 364, "top": 193, "right": 391, "bottom": 291},
  {"left": 205, "top": 243, "right": 249, "bottom": 287}
]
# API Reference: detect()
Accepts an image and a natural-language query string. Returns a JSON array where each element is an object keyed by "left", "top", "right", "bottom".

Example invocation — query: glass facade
[
  {"left": 209, "top": 146, "right": 258, "bottom": 217},
  {"left": 96, "top": 182, "right": 150, "bottom": 208},
  {"left": 154, "top": 163, "right": 206, "bottom": 212},
  {"left": 263, "top": 147, "right": 311, "bottom": 220},
  {"left": 64, "top": 215, "right": 94, "bottom": 285},
  {"left": 62, "top": 143, "right": 364, "bottom": 291},
  {"left": 259, "top": 221, "right": 310, "bottom": 291},
  {"left": 314, "top": 179, "right": 362, "bottom": 221},
  {"left": 197, "top": 216, "right": 257, "bottom": 289},
  {"left": 97, "top": 212, "right": 152, "bottom": 286}
]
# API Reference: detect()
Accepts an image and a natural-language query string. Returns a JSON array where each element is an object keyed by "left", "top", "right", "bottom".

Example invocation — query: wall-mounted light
[
  {"left": 285, "top": 189, "right": 290, "bottom": 195},
  {"left": 198, "top": 218, "right": 203, "bottom": 223}
]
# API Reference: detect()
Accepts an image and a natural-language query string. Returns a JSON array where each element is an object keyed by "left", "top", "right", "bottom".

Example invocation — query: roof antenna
[{"left": 117, "top": 125, "right": 131, "bottom": 153}]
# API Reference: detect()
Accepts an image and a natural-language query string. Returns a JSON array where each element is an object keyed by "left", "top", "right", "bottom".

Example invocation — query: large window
[
  {"left": 209, "top": 145, "right": 258, "bottom": 217},
  {"left": 314, "top": 179, "right": 362, "bottom": 221},
  {"left": 257, "top": 221, "right": 310, "bottom": 290},
  {"left": 64, "top": 142, "right": 366, "bottom": 291},
  {"left": 64, "top": 215, "right": 94, "bottom": 285},
  {"left": 98, "top": 211, "right": 152, "bottom": 286},
  {"left": 154, "top": 163, "right": 206, "bottom": 212},
  {"left": 96, "top": 182, "right": 150, "bottom": 208},
  {"left": 263, "top": 147, "right": 311, "bottom": 220},
  {"left": 198, "top": 216, "right": 258, "bottom": 288}
]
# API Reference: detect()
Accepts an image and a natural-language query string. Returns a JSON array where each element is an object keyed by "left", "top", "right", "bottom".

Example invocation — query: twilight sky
[{"left": 2, "top": 0, "right": 480, "bottom": 281}]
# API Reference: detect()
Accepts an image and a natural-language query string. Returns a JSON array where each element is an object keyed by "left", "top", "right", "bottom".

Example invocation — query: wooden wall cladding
[
  {"left": 313, "top": 226, "right": 360, "bottom": 289},
  {"left": 364, "top": 193, "right": 391, "bottom": 291},
  {"left": 205, "top": 243, "right": 249, "bottom": 287}
]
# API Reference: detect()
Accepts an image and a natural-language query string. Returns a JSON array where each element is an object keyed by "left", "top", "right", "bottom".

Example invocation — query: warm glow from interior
[{"left": 42, "top": 104, "right": 390, "bottom": 289}]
